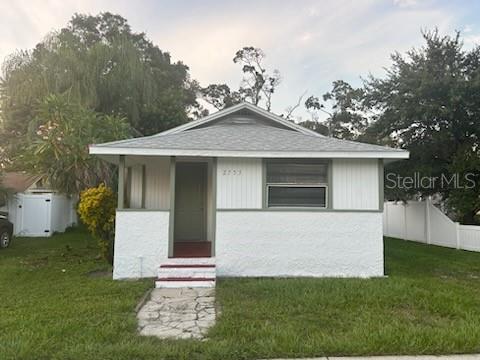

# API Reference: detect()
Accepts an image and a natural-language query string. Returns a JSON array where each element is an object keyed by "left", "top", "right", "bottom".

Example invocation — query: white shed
[{"left": 1, "top": 172, "right": 77, "bottom": 237}]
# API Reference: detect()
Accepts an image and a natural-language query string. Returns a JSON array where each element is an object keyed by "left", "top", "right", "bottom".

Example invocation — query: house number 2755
[{"left": 222, "top": 169, "right": 242, "bottom": 175}]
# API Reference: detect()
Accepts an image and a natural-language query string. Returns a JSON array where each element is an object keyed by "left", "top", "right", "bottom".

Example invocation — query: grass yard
[{"left": 2, "top": 230, "right": 480, "bottom": 360}]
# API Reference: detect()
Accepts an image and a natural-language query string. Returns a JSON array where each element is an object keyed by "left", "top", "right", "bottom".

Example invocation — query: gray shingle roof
[{"left": 95, "top": 123, "right": 403, "bottom": 153}]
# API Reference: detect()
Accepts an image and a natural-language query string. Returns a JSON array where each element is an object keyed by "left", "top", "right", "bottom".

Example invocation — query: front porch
[
  {"left": 114, "top": 155, "right": 217, "bottom": 286},
  {"left": 116, "top": 155, "right": 216, "bottom": 259}
]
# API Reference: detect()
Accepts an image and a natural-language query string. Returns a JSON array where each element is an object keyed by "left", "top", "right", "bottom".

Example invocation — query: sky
[{"left": 1, "top": 0, "right": 480, "bottom": 119}]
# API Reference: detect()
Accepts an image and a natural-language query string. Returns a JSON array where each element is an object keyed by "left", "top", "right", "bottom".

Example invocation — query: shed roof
[
  {"left": 1, "top": 172, "right": 43, "bottom": 193},
  {"left": 90, "top": 102, "right": 409, "bottom": 160}
]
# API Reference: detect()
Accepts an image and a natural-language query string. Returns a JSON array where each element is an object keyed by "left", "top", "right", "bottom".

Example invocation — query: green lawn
[{"left": 2, "top": 229, "right": 480, "bottom": 360}]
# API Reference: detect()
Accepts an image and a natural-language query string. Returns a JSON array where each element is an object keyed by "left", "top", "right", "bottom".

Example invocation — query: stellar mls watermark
[{"left": 386, "top": 172, "right": 477, "bottom": 190}]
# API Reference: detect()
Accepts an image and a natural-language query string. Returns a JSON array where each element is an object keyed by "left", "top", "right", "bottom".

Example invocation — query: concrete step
[
  {"left": 155, "top": 277, "right": 215, "bottom": 288},
  {"left": 158, "top": 267, "right": 216, "bottom": 278},
  {"left": 156, "top": 259, "right": 216, "bottom": 288},
  {"left": 160, "top": 264, "right": 216, "bottom": 268},
  {"left": 161, "top": 257, "right": 215, "bottom": 266}
]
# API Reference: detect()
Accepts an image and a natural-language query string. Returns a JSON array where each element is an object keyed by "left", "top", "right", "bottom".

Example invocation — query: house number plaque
[{"left": 222, "top": 169, "right": 242, "bottom": 176}]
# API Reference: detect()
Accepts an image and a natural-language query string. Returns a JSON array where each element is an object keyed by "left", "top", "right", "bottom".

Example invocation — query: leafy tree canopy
[
  {"left": 201, "top": 46, "right": 281, "bottom": 111},
  {"left": 304, "top": 80, "right": 367, "bottom": 140},
  {"left": 0, "top": 12, "right": 198, "bottom": 145},
  {"left": 364, "top": 30, "right": 480, "bottom": 223},
  {"left": 200, "top": 83, "right": 242, "bottom": 111},
  {"left": 20, "top": 94, "right": 131, "bottom": 195}
]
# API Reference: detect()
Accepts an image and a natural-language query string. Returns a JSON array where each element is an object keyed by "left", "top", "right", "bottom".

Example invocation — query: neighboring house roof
[
  {"left": 1, "top": 172, "right": 44, "bottom": 193},
  {"left": 90, "top": 102, "right": 409, "bottom": 160}
]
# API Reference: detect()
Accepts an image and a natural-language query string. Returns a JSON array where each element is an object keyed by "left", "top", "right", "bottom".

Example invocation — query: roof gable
[{"left": 159, "top": 102, "right": 322, "bottom": 137}]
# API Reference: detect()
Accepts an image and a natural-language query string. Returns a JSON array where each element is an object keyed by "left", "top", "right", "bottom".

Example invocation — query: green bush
[{"left": 78, "top": 184, "right": 116, "bottom": 264}]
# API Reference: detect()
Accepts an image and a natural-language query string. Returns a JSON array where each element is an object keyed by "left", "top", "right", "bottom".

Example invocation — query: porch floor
[{"left": 173, "top": 242, "right": 212, "bottom": 258}]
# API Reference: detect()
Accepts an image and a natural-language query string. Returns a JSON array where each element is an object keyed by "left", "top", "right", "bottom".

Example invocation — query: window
[{"left": 266, "top": 161, "right": 328, "bottom": 208}]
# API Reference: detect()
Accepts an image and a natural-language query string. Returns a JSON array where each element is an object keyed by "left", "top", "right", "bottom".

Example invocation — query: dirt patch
[
  {"left": 20, "top": 256, "right": 49, "bottom": 269},
  {"left": 86, "top": 268, "right": 112, "bottom": 278}
]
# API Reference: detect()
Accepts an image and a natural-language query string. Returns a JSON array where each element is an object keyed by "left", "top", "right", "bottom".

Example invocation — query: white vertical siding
[
  {"left": 217, "top": 158, "right": 262, "bottom": 209},
  {"left": 332, "top": 159, "right": 379, "bottom": 210},
  {"left": 129, "top": 165, "right": 143, "bottom": 208},
  {"left": 144, "top": 157, "right": 170, "bottom": 209}
]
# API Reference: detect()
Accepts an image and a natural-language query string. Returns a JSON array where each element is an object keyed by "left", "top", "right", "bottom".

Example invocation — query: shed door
[
  {"left": 18, "top": 194, "right": 51, "bottom": 237},
  {"left": 174, "top": 163, "right": 207, "bottom": 241}
]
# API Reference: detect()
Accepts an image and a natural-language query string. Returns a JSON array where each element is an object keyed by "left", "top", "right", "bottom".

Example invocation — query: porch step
[
  {"left": 158, "top": 266, "right": 216, "bottom": 278},
  {"left": 161, "top": 257, "right": 215, "bottom": 265},
  {"left": 156, "top": 259, "right": 216, "bottom": 288},
  {"left": 160, "top": 264, "right": 215, "bottom": 268},
  {"left": 155, "top": 277, "right": 215, "bottom": 288}
]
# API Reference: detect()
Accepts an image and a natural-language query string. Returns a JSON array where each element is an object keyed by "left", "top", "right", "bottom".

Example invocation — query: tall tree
[
  {"left": 200, "top": 84, "right": 242, "bottom": 110},
  {"left": 0, "top": 12, "right": 198, "bottom": 164},
  {"left": 303, "top": 80, "right": 367, "bottom": 139},
  {"left": 364, "top": 30, "right": 480, "bottom": 223},
  {"left": 201, "top": 46, "right": 280, "bottom": 111},
  {"left": 233, "top": 47, "right": 281, "bottom": 110}
]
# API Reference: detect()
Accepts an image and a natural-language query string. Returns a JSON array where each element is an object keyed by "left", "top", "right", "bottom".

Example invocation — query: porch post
[
  {"left": 168, "top": 156, "right": 176, "bottom": 258},
  {"left": 141, "top": 165, "right": 146, "bottom": 209},
  {"left": 211, "top": 158, "right": 217, "bottom": 257},
  {"left": 118, "top": 155, "right": 125, "bottom": 209}
]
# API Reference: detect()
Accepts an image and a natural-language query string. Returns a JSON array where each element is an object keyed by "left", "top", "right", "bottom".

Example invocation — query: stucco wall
[
  {"left": 113, "top": 210, "right": 169, "bottom": 279},
  {"left": 216, "top": 211, "right": 383, "bottom": 277},
  {"left": 114, "top": 156, "right": 384, "bottom": 279}
]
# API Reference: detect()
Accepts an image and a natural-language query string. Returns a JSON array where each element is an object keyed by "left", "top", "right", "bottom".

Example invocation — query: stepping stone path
[{"left": 137, "top": 287, "right": 216, "bottom": 339}]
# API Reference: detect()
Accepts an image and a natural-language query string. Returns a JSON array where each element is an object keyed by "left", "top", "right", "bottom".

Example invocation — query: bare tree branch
[{"left": 284, "top": 90, "right": 308, "bottom": 120}]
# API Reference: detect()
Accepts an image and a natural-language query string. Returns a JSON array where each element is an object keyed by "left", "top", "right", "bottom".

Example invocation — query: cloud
[
  {"left": 296, "top": 32, "right": 314, "bottom": 45},
  {"left": 464, "top": 33, "right": 480, "bottom": 47},
  {"left": 393, "top": 0, "right": 419, "bottom": 8},
  {"left": 0, "top": 0, "right": 473, "bottom": 119}
]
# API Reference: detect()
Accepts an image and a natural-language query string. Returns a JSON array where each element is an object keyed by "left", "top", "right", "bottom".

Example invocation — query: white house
[
  {"left": 0, "top": 172, "right": 77, "bottom": 237},
  {"left": 90, "top": 102, "right": 409, "bottom": 287}
]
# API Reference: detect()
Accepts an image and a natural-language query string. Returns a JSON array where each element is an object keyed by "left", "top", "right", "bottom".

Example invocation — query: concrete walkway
[
  {"left": 136, "top": 287, "right": 215, "bottom": 339},
  {"left": 268, "top": 356, "right": 480, "bottom": 360}
]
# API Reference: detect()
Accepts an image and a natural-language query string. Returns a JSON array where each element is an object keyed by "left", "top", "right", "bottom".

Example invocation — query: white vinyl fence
[{"left": 383, "top": 200, "right": 480, "bottom": 252}]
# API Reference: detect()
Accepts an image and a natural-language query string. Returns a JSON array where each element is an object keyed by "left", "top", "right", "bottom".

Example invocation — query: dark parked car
[{"left": 0, "top": 213, "right": 13, "bottom": 248}]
